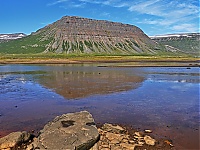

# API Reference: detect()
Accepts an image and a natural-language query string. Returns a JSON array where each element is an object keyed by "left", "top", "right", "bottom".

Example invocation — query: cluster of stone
[
  {"left": 94, "top": 123, "right": 156, "bottom": 150},
  {"left": 0, "top": 111, "right": 173, "bottom": 150}
]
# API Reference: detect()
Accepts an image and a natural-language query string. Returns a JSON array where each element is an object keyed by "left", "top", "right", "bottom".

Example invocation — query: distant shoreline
[{"left": 0, "top": 56, "right": 199, "bottom": 67}]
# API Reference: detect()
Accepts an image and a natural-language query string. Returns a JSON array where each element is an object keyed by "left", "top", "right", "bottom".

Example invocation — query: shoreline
[
  {"left": 0, "top": 111, "right": 175, "bottom": 150},
  {"left": 0, "top": 122, "right": 198, "bottom": 150},
  {"left": 0, "top": 57, "right": 199, "bottom": 67},
  {"left": 0, "top": 57, "right": 199, "bottom": 149}
]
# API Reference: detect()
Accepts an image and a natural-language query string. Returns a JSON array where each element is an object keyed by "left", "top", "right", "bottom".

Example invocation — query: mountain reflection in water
[
  {"left": 37, "top": 67, "right": 145, "bottom": 99},
  {"left": 0, "top": 65, "right": 199, "bottom": 149}
]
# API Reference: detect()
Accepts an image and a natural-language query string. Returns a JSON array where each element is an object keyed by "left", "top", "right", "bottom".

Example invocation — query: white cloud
[
  {"left": 100, "top": 12, "right": 111, "bottom": 17},
  {"left": 47, "top": 0, "right": 69, "bottom": 6},
  {"left": 79, "top": 0, "right": 199, "bottom": 24},
  {"left": 48, "top": 0, "right": 85, "bottom": 8},
  {"left": 79, "top": 0, "right": 128, "bottom": 7},
  {"left": 48, "top": 0, "right": 199, "bottom": 33},
  {"left": 128, "top": 0, "right": 163, "bottom": 15},
  {"left": 79, "top": 0, "right": 106, "bottom": 5},
  {"left": 128, "top": 0, "right": 199, "bottom": 18},
  {"left": 70, "top": 3, "right": 86, "bottom": 8},
  {"left": 172, "top": 24, "right": 198, "bottom": 33},
  {"left": 127, "top": 0, "right": 199, "bottom": 33}
]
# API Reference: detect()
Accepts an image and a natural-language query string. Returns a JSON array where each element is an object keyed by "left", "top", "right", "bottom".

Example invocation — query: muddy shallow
[{"left": 0, "top": 64, "right": 199, "bottom": 149}]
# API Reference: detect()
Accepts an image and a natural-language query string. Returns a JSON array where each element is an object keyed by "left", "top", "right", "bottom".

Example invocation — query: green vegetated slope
[
  {"left": 0, "top": 33, "right": 52, "bottom": 54},
  {"left": 151, "top": 33, "right": 200, "bottom": 55},
  {"left": 159, "top": 39, "right": 199, "bottom": 54}
]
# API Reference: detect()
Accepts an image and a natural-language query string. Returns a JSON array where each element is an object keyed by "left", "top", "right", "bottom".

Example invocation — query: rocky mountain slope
[
  {"left": 0, "top": 16, "right": 167, "bottom": 54},
  {"left": 0, "top": 33, "right": 26, "bottom": 43},
  {"left": 150, "top": 33, "right": 200, "bottom": 54},
  {"left": 35, "top": 16, "right": 162, "bottom": 54}
]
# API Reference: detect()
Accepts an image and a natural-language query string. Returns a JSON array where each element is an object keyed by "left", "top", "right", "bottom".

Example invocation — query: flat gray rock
[{"left": 31, "top": 111, "right": 99, "bottom": 150}]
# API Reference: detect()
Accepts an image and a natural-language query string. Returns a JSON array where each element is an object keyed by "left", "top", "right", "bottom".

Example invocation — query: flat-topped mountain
[
  {"left": 0, "top": 16, "right": 172, "bottom": 54},
  {"left": 150, "top": 33, "right": 200, "bottom": 54},
  {"left": 0, "top": 33, "right": 26, "bottom": 43},
  {"left": 33, "top": 16, "right": 161, "bottom": 54}
]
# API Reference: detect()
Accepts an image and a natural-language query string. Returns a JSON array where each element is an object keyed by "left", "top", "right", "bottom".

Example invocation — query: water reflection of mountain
[
  {"left": 38, "top": 68, "right": 145, "bottom": 99},
  {"left": 147, "top": 72, "right": 200, "bottom": 83}
]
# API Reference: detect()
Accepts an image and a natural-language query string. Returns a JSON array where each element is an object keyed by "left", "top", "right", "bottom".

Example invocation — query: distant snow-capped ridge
[
  {"left": 0, "top": 33, "right": 26, "bottom": 40},
  {"left": 149, "top": 33, "right": 200, "bottom": 39}
]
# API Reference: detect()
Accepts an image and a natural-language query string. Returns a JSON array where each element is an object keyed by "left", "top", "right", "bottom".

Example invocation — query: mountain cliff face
[
  {"left": 0, "top": 16, "right": 164, "bottom": 54},
  {"left": 33, "top": 16, "right": 161, "bottom": 54},
  {"left": 150, "top": 33, "right": 200, "bottom": 54}
]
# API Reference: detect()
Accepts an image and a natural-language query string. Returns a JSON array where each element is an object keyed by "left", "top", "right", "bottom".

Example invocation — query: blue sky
[{"left": 0, "top": 0, "right": 199, "bottom": 36}]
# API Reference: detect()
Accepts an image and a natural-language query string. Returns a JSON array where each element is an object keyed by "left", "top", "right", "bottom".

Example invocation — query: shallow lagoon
[{"left": 0, "top": 64, "right": 199, "bottom": 149}]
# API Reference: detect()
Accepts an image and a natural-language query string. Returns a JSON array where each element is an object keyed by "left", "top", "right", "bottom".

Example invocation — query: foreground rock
[
  {"left": 0, "top": 111, "right": 174, "bottom": 150},
  {"left": 27, "top": 111, "right": 99, "bottom": 150},
  {"left": 0, "top": 131, "right": 31, "bottom": 150}
]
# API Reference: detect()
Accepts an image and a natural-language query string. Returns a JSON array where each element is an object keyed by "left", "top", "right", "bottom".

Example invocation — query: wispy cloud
[
  {"left": 48, "top": 0, "right": 85, "bottom": 8},
  {"left": 78, "top": 0, "right": 199, "bottom": 25},
  {"left": 115, "top": 0, "right": 199, "bottom": 33},
  {"left": 128, "top": 0, "right": 163, "bottom": 15},
  {"left": 128, "top": 0, "right": 198, "bottom": 20},
  {"left": 172, "top": 24, "right": 198, "bottom": 33},
  {"left": 47, "top": 0, "right": 69, "bottom": 6},
  {"left": 100, "top": 12, "right": 111, "bottom": 17},
  {"left": 79, "top": 0, "right": 128, "bottom": 7},
  {"left": 70, "top": 2, "right": 86, "bottom": 8}
]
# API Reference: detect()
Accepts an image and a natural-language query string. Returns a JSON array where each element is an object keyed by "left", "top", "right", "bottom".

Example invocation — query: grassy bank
[{"left": 0, "top": 53, "right": 199, "bottom": 64}]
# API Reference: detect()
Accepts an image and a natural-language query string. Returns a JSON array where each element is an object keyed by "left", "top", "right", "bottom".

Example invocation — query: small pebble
[
  {"left": 164, "top": 140, "right": 173, "bottom": 146},
  {"left": 101, "top": 144, "right": 109, "bottom": 148},
  {"left": 144, "top": 129, "right": 152, "bottom": 133},
  {"left": 110, "top": 139, "right": 120, "bottom": 144},
  {"left": 129, "top": 140, "right": 135, "bottom": 144},
  {"left": 138, "top": 141, "right": 145, "bottom": 145},
  {"left": 135, "top": 132, "right": 141, "bottom": 137}
]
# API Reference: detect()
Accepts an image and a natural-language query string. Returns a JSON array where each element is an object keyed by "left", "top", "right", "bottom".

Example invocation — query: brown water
[{"left": 0, "top": 64, "right": 199, "bottom": 149}]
